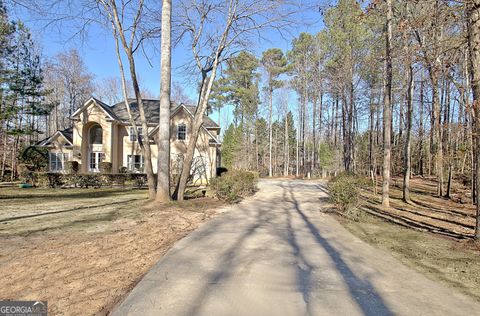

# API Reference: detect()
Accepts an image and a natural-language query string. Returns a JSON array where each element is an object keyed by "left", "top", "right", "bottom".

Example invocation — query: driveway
[{"left": 113, "top": 179, "right": 480, "bottom": 316}]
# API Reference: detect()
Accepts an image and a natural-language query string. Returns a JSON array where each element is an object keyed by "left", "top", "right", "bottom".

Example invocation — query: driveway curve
[{"left": 113, "top": 179, "right": 480, "bottom": 316}]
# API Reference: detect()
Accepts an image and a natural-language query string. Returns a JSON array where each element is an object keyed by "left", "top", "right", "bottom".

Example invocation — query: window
[
  {"left": 89, "top": 152, "right": 103, "bottom": 172},
  {"left": 129, "top": 127, "right": 143, "bottom": 142},
  {"left": 127, "top": 155, "right": 144, "bottom": 173},
  {"left": 49, "top": 152, "right": 69, "bottom": 172},
  {"left": 177, "top": 124, "right": 186, "bottom": 140},
  {"left": 89, "top": 125, "right": 103, "bottom": 144}
]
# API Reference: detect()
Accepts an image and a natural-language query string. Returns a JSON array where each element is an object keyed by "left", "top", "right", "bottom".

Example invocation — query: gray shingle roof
[
  {"left": 36, "top": 127, "right": 73, "bottom": 146},
  {"left": 110, "top": 99, "right": 219, "bottom": 128}
]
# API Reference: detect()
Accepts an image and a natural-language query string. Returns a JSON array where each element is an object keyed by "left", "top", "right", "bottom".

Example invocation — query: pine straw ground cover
[
  {"left": 362, "top": 176, "right": 476, "bottom": 239},
  {"left": 0, "top": 187, "right": 225, "bottom": 315},
  {"left": 334, "top": 176, "right": 480, "bottom": 301}
]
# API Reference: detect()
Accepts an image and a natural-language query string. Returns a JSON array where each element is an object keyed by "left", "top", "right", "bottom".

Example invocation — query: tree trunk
[
  {"left": 419, "top": 75, "right": 425, "bottom": 176},
  {"left": 382, "top": 0, "right": 393, "bottom": 207},
  {"left": 268, "top": 87, "right": 273, "bottom": 177},
  {"left": 368, "top": 89, "right": 375, "bottom": 175},
  {"left": 175, "top": 32, "right": 226, "bottom": 201},
  {"left": 403, "top": 64, "right": 414, "bottom": 202},
  {"left": 312, "top": 95, "right": 317, "bottom": 174},
  {"left": 156, "top": 0, "right": 172, "bottom": 202},
  {"left": 284, "top": 111, "right": 288, "bottom": 176},
  {"left": 467, "top": 0, "right": 480, "bottom": 239},
  {"left": 108, "top": 2, "right": 157, "bottom": 199},
  {"left": 296, "top": 127, "right": 299, "bottom": 177}
]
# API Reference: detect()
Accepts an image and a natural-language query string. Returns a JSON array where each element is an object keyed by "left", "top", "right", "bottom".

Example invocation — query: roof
[
  {"left": 94, "top": 97, "right": 119, "bottom": 120},
  {"left": 71, "top": 97, "right": 119, "bottom": 121},
  {"left": 110, "top": 99, "right": 220, "bottom": 129},
  {"left": 36, "top": 127, "right": 73, "bottom": 147}
]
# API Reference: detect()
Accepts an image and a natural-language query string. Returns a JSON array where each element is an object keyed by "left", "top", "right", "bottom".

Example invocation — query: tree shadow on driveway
[{"left": 281, "top": 181, "right": 395, "bottom": 316}]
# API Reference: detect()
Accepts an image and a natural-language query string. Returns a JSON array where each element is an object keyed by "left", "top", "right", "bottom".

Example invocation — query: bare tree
[
  {"left": 156, "top": 0, "right": 172, "bottom": 202},
  {"left": 172, "top": 81, "right": 194, "bottom": 104},
  {"left": 403, "top": 63, "right": 414, "bottom": 203},
  {"left": 43, "top": 49, "right": 94, "bottom": 131},
  {"left": 94, "top": 76, "right": 130, "bottom": 105},
  {"left": 96, "top": 0, "right": 158, "bottom": 199},
  {"left": 173, "top": 0, "right": 296, "bottom": 200},
  {"left": 467, "top": 0, "right": 480, "bottom": 239},
  {"left": 382, "top": 0, "right": 393, "bottom": 207}
]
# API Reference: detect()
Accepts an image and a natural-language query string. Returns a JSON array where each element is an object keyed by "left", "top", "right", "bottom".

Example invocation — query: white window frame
[
  {"left": 177, "top": 124, "right": 187, "bottom": 141},
  {"left": 89, "top": 152, "right": 103, "bottom": 172},
  {"left": 127, "top": 155, "right": 145, "bottom": 173},
  {"left": 49, "top": 152, "right": 69, "bottom": 172},
  {"left": 129, "top": 127, "right": 143, "bottom": 142}
]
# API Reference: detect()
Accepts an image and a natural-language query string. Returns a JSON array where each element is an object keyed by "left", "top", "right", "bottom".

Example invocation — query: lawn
[
  {"left": 0, "top": 187, "right": 147, "bottom": 236},
  {"left": 0, "top": 187, "right": 224, "bottom": 315}
]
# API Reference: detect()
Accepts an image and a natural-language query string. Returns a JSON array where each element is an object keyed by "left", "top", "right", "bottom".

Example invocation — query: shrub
[
  {"left": 66, "top": 161, "right": 80, "bottom": 174},
  {"left": 75, "top": 174, "right": 103, "bottom": 188},
  {"left": 100, "top": 162, "right": 112, "bottom": 173},
  {"left": 19, "top": 146, "right": 48, "bottom": 171},
  {"left": 33, "top": 172, "right": 151, "bottom": 189},
  {"left": 36, "top": 172, "right": 64, "bottom": 188},
  {"left": 130, "top": 173, "right": 147, "bottom": 188},
  {"left": 210, "top": 170, "right": 258, "bottom": 203},
  {"left": 327, "top": 173, "right": 369, "bottom": 217},
  {"left": 18, "top": 164, "right": 35, "bottom": 184},
  {"left": 102, "top": 174, "right": 128, "bottom": 187}
]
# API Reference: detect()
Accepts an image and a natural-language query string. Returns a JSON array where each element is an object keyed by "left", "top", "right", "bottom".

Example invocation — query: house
[{"left": 37, "top": 97, "right": 221, "bottom": 182}]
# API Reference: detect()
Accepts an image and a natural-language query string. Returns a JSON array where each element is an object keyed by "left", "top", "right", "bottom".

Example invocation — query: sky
[{"left": 8, "top": 1, "right": 328, "bottom": 128}]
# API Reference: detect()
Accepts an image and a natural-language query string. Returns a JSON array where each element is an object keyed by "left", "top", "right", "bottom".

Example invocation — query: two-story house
[{"left": 37, "top": 97, "right": 221, "bottom": 182}]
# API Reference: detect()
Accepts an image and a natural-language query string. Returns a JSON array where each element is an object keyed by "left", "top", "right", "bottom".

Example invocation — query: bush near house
[
  {"left": 100, "top": 162, "right": 113, "bottom": 173},
  {"left": 328, "top": 172, "right": 370, "bottom": 218},
  {"left": 210, "top": 170, "right": 258, "bottom": 203},
  {"left": 32, "top": 172, "right": 148, "bottom": 189},
  {"left": 66, "top": 161, "right": 80, "bottom": 174}
]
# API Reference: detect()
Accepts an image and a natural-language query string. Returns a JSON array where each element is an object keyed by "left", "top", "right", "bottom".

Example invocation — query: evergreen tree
[
  {"left": 221, "top": 123, "right": 242, "bottom": 170},
  {"left": 261, "top": 48, "right": 287, "bottom": 177}
]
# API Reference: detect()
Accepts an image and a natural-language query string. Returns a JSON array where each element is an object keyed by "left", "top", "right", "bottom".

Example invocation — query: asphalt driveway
[{"left": 113, "top": 179, "right": 480, "bottom": 316}]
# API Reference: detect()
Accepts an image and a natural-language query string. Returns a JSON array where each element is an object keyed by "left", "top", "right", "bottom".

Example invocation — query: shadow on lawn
[
  {"left": 0, "top": 198, "right": 143, "bottom": 224},
  {"left": 15, "top": 210, "right": 123, "bottom": 236},
  {"left": 0, "top": 188, "right": 144, "bottom": 200}
]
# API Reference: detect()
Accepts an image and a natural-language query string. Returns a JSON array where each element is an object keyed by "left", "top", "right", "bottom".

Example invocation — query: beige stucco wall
[
  {"left": 67, "top": 101, "right": 219, "bottom": 182},
  {"left": 71, "top": 100, "right": 115, "bottom": 173},
  {"left": 120, "top": 125, "right": 158, "bottom": 173},
  {"left": 169, "top": 108, "right": 219, "bottom": 183},
  {"left": 47, "top": 134, "right": 73, "bottom": 173}
]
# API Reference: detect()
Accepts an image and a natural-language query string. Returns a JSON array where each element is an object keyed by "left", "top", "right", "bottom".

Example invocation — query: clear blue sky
[{"left": 9, "top": 1, "right": 327, "bottom": 127}]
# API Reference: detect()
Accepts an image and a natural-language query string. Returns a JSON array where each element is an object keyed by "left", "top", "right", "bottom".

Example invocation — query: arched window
[{"left": 89, "top": 124, "right": 103, "bottom": 144}]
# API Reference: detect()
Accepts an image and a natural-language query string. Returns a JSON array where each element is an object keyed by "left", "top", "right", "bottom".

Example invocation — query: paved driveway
[{"left": 113, "top": 179, "right": 480, "bottom": 316}]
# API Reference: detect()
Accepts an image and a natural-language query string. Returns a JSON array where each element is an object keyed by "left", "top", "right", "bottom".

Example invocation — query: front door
[{"left": 89, "top": 152, "right": 103, "bottom": 172}]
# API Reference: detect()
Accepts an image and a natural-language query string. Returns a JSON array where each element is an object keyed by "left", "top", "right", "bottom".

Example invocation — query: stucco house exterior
[{"left": 37, "top": 97, "right": 221, "bottom": 182}]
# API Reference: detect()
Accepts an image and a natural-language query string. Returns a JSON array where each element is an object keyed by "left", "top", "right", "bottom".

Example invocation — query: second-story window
[
  {"left": 177, "top": 124, "right": 186, "bottom": 140},
  {"left": 129, "top": 127, "right": 143, "bottom": 142}
]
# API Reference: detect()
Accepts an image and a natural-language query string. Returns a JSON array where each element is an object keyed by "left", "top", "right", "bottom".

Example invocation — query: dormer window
[
  {"left": 177, "top": 124, "right": 186, "bottom": 140},
  {"left": 130, "top": 127, "right": 143, "bottom": 142}
]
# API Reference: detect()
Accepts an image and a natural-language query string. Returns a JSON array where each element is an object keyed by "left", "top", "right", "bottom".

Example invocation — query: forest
[{"left": 0, "top": 0, "right": 480, "bottom": 236}]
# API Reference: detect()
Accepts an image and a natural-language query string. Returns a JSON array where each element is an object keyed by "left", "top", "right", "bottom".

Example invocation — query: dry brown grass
[
  {"left": 335, "top": 176, "right": 480, "bottom": 301},
  {"left": 0, "top": 187, "right": 225, "bottom": 315},
  {"left": 362, "top": 176, "right": 476, "bottom": 239},
  {"left": 337, "top": 214, "right": 480, "bottom": 301}
]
